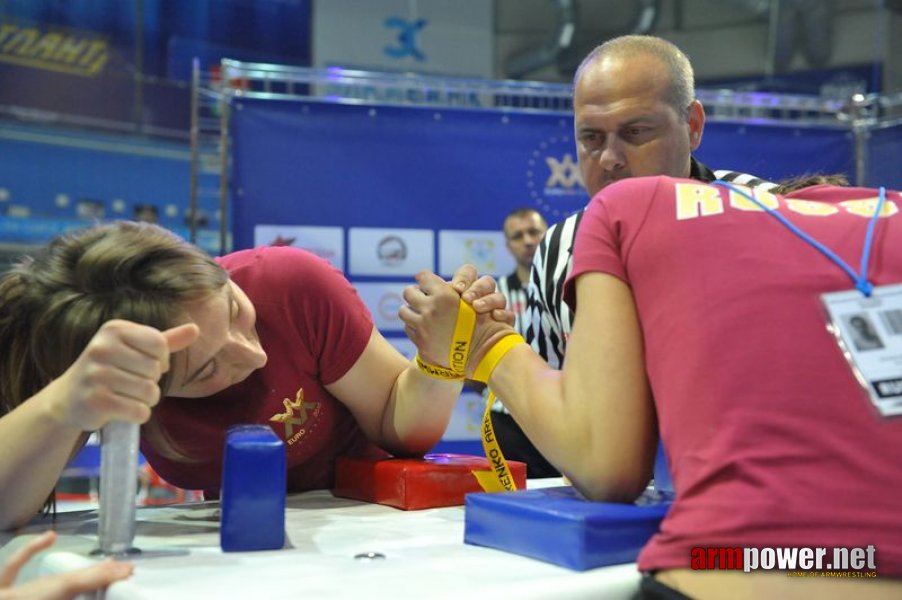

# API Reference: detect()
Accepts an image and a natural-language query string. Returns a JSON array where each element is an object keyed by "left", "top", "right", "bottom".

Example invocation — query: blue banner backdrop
[
  {"left": 865, "top": 124, "right": 902, "bottom": 191},
  {"left": 231, "top": 102, "right": 857, "bottom": 259},
  {"left": 694, "top": 122, "right": 854, "bottom": 185},
  {"left": 229, "top": 98, "right": 861, "bottom": 453},
  {"left": 230, "top": 99, "right": 586, "bottom": 248}
]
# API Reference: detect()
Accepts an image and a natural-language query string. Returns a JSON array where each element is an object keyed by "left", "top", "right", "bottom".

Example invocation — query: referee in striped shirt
[{"left": 507, "top": 35, "right": 775, "bottom": 478}]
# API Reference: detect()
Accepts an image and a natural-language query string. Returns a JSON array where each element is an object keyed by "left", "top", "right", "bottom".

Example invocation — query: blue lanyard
[{"left": 712, "top": 181, "right": 886, "bottom": 297}]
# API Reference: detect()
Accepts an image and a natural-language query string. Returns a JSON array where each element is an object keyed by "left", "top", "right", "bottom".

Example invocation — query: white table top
[{"left": 0, "top": 480, "right": 641, "bottom": 600}]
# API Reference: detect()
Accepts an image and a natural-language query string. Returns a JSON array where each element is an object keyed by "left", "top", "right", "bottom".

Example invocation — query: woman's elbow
[{"left": 569, "top": 468, "right": 650, "bottom": 504}]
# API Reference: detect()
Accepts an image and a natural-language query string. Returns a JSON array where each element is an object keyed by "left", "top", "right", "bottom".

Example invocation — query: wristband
[
  {"left": 472, "top": 388, "right": 519, "bottom": 493},
  {"left": 471, "top": 333, "right": 526, "bottom": 384},
  {"left": 414, "top": 354, "right": 463, "bottom": 380},
  {"left": 414, "top": 300, "right": 476, "bottom": 380}
]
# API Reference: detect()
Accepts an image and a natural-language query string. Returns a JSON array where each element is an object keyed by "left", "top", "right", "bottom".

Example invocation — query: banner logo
[
  {"left": 545, "top": 154, "right": 581, "bottom": 188},
  {"left": 383, "top": 17, "right": 427, "bottom": 61},
  {"left": 527, "top": 135, "right": 588, "bottom": 218},
  {"left": 377, "top": 292, "right": 403, "bottom": 323},
  {"left": 377, "top": 235, "right": 407, "bottom": 266},
  {"left": 463, "top": 238, "right": 497, "bottom": 273},
  {"left": 269, "top": 234, "right": 296, "bottom": 247},
  {"left": 0, "top": 20, "right": 109, "bottom": 77}
]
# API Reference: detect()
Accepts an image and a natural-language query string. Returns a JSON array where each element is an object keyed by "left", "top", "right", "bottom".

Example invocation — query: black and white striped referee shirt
[
  {"left": 497, "top": 272, "right": 530, "bottom": 336},
  {"left": 525, "top": 160, "right": 777, "bottom": 367}
]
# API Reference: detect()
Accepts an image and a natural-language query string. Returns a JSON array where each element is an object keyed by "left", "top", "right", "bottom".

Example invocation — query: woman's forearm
[
  {"left": 382, "top": 364, "right": 461, "bottom": 455},
  {"left": 486, "top": 341, "right": 655, "bottom": 503},
  {"left": 0, "top": 383, "right": 84, "bottom": 530}
]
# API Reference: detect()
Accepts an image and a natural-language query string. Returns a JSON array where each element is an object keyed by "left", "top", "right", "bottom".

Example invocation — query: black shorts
[{"left": 632, "top": 574, "right": 695, "bottom": 600}]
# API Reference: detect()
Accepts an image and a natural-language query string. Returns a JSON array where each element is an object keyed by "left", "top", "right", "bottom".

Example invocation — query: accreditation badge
[{"left": 822, "top": 284, "right": 902, "bottom": 418}]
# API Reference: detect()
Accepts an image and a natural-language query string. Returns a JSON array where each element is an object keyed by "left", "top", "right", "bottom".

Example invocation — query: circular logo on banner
[
  {"left": 377, "top": 292, "right": 403, "bottom": 323},
  {"left": 377, "top": 235, "right": 407, "bottom": 266},
  {"left": 526, "top": 134, "right": 589, "bottom": 219}
]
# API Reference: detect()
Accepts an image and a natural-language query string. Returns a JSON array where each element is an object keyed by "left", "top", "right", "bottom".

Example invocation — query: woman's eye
[{"left": 195, "top": 360, "right": 218, "bottom": 384}]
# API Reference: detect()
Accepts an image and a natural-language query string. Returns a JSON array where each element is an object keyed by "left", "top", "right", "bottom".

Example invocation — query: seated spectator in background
[
  {"left": 402, "top": 175, "right": 902, "bottom": 599},
  {"left": 0, "top": 221, "right": 469, "bottom": 530},
  {"left": 0, "top": 531, "right": 132, "bottom": 598}
]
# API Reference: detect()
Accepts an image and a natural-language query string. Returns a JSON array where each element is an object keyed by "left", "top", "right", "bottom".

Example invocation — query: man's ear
[{"left": 687, "top": 100, "right": 705, "bottom": 150}]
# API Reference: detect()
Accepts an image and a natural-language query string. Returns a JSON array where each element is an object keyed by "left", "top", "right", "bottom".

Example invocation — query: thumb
[
  {"left": 163, "top": 323, "right": 200, "bottom": 356},
  {"left": 449, "top": 264, "right": 478, "bottom": 294}
]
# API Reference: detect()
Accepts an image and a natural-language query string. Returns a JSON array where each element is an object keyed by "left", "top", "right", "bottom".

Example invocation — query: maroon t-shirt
[
  {"left": 141, "top": 246, "right": 384, "bottom": 496},
  {"left": 568, "top": 176, "right": 902, "bottom": 576}
]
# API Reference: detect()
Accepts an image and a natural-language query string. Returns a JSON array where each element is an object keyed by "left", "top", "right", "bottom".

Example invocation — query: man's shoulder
[
  {"left": 710, "top": 168, "right": 777, "bottom": 191},
  {"left": 692, "top": 156, "right": 776, "bottom": 190},
  {"left": 542, "top": 208, "right": 586, "bottom": 243}
]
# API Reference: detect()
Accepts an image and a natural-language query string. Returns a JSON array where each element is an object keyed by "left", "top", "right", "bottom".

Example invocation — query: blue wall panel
[
  {"left": 866, "top": 124, "right": 902, "bottom": 190},
  {"left": 230, "top": 99, "right": 585, "bottom": 251},
  {"left": 695, "top": 122, "right": 855, "bottom": 184}
]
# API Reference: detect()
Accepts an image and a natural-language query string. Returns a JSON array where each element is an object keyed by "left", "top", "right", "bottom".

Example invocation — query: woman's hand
[
  {"left": 401, "top": 269, "right": 516, "bottom": 378},
  {"left": 0, "top": 531, "right": 132, "bottom": 600},
  {"left": 44, "top": 320, "right": 199, "bottom": 431},
  {"left": 449, "top": 265, "right": 516, "bottom": 326}
]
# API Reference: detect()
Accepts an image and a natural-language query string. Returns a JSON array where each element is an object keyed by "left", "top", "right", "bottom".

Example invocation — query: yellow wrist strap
[
  {"left": 414, "top": 355, "right": 462, "bottom": 380},
  {"left": 471, "top": 333, "right": 526, "bottom": 384},
  {"left": 471, "top": 389, "right": 519, "bottom": 493},
  {"left": 414, "top": 300, "right": 476, "bottom": 380},
  {"left": 471, "top": 333, "right": 527, "bottom": 493}
]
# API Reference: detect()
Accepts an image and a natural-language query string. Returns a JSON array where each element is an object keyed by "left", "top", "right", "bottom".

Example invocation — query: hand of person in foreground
[
  {"left": 401, "top": 269, "right": 516, "bottom": 377},
  {"left": 0, "top": 530, "right": 133, "bottom": 600},
  {"left": 41, "top": 320, "right": 199, "bottom": 431},
  {"left": 447, "top": 264, "right": 515, "bottom": 326}
]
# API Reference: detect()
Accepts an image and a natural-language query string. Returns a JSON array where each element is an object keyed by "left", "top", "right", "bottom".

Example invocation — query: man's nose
[{"left": 598, "top": 137, "right": 625, "bottom": 172}]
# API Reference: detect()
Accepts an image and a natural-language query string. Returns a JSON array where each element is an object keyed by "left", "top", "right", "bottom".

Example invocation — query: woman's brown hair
[{"left": 0, "top": 221, "right": 229, "bottom": 458}]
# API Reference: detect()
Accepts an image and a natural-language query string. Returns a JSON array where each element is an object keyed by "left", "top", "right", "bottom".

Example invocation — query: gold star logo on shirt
[{"left": 269, "top": 388, "right": 319, "bottom": 438}]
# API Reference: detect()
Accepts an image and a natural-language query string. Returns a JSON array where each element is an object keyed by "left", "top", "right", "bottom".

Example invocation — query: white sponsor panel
[
  {"left": 254, "top": 225, "right": 344, "bottom": 270},
  {"left": 313, "top": 0, "right": 493, "bottom": 78},
  {"left": 438, "top": 230, "right": 514, "bottom": 278},
  {"left": 353, "top": 281, "right": 410, "bottom": 332},
  {"left": 349, "top": 227, "right": 433, "bottom": 276}
]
